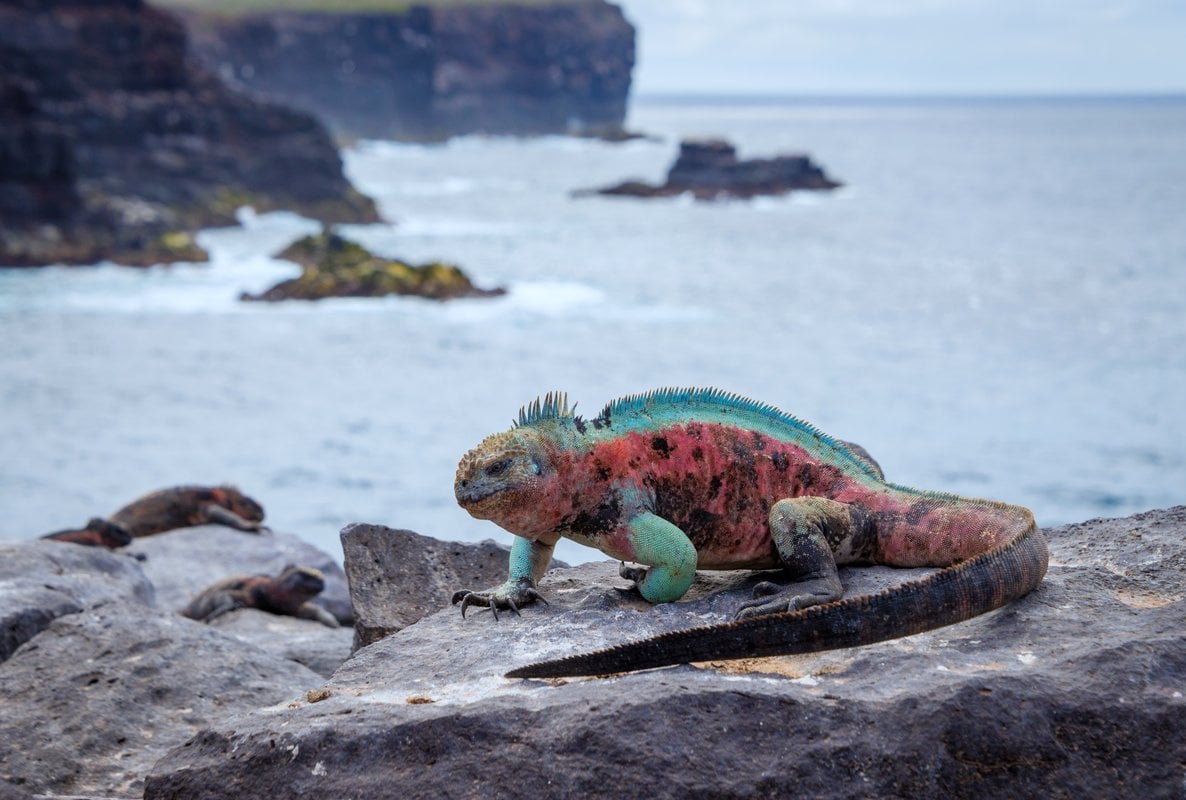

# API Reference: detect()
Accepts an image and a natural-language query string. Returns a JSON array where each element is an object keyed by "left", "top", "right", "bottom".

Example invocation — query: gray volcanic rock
[
  {"left": 131, "top": 525, "right": 353, "bottom": 624},
  {"left": 175, "top": 1, "right": 635, "bottom": 141},
  {"left": 145, "top": 508, "right": 1186, "bottom": 798},
  {"left": 0, "top": 0, "right": 377, "bottom": 267},
  {"left": 206, "top": 608, "right": 354, "bottom": 678},
  {"left": 589, "top": 138, "right": 842, "bottom": 200},
  {"left": 340, "top": 523, "right": 566, "bottom": 649},
  {"left": 0, "top": 602, "right": 321, "bottom": 798},
  {"left": 0, "top": 541, "right": 153, "bottom": 662}
]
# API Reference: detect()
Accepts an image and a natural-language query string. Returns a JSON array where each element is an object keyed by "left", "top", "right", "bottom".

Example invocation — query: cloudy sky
[{"left": 616, "top": 0, "right": 1186, "bottom": 95}]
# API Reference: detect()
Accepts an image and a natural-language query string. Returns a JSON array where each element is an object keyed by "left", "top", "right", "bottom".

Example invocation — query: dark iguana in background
[
  {"left": 452, "top": 388, "right": 1048, "bottom": 678},
  {"left": 181, "top": 565, "right": 338, "bottom": 628},
  {"left": 110, "top": 485, "right": 268, "bottom": 537}
]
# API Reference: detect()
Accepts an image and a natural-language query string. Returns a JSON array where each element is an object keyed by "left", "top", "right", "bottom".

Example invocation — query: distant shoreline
[{"left": 633, "top": 91, "right": 1186, "bottom": 106}]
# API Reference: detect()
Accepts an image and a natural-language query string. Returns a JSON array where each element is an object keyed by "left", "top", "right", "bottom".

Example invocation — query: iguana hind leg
[
  {"left": 735, "top": 496, "right": 871, "bottom": 620},
  {"left": 619, "top": 512, "right": 698, "bottom": 603}
]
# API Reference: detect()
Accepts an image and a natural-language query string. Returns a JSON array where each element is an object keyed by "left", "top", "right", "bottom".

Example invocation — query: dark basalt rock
[
  {"left": 0, "top": 540, "right": 154, "bottom": 662},
  {"left": 340, "top": 523, "right": 566, "bottom": 650},
  {"left": 586, "top": 137, "right": 842, "bottom": 200},
  {"left": 0, "top": 601, "right": 322, "bottom": 798},
  {"left": 0, "top": 0, "right": 377, "bottom": 267},
  {"left": 146, "top": 507, "right": 1186, "bottom": 799},
  {"left": 170, "top": 0, "right": 635, "bottom": 141},
  {"left": 205, "top": 607, "right": 354, "bottom": 679},
  {"left": 240, "top": 231, "right": 506, "bottom": 302}
]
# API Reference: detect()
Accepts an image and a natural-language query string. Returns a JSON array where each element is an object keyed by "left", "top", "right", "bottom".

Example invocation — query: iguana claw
[{"left": 451, "top": 579, "right": 548, "bottom": 620}]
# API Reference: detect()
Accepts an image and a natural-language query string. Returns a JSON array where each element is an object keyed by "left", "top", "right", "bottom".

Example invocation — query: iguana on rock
[
  {"left": 110, "top": 485, "right": 269, "bottom": 537},
  {"left": 181, "top": 565, "right": 339, "bottom": 627},
  {"left": 452, "top": 388, "right": 1048, "bottom": 679}
]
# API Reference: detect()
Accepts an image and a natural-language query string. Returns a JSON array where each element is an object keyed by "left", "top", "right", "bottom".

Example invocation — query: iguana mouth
[{"left": 455, "top": 482, "right": 505, "bottom": 509}]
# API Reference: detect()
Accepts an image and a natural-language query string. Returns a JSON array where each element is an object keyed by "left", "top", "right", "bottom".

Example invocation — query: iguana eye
[{"left": 486, "top": 459, "right": 511, "bottom": 477}]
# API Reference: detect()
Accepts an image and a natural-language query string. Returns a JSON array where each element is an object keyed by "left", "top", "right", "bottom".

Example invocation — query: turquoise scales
[{"left": 452, "top": 387, "right": 1048, "bottom": 678}]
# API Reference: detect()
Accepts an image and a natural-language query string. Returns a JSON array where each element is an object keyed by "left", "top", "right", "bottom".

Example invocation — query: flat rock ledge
[{"left": 145, "top": 507, "right": 1186, "bottom": 799}]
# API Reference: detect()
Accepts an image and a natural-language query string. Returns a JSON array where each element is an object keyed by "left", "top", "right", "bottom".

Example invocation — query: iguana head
[
  {"left": 274, "top": 565, "right": 326, "bottom": 601},
  {"left": 216, "top": 485, "right": 265, "bottom": 523},
  {"left": 455, "top": 428, "right": 549, "bottom": 526}
]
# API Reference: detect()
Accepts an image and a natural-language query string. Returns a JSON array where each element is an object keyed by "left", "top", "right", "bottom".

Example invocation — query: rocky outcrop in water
[
  {"left": 587, "top": 138, "right": 842, "bottom": 200},
  {"left": 172, "top": 0, "right": 635, "bottom": 141},
  {"left": 240, "top": 231, "right": 507, "bottom": 302},
  {"left": 0, "top": 0, "right": 377, "bottom": 267}
]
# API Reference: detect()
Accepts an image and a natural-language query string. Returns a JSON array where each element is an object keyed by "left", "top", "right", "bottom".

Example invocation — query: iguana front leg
[
  {"left": 618, "top": 512, "right": 698, "bottom": 603},
  {"left": 735, "top": 496, "right": 869, "bottom": 620},
  {"left": 452, "top": 535, "right": 553, "bottom": 619},
  {"left": 202, "top": 503, "right": 270, "bottom": 534}
]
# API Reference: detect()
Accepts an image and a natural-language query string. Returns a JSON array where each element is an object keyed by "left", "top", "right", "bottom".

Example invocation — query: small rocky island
[
  {"left": 586, "top": 138, "right": 842, "bottom": 200},
  {"left": 240, "top": 232, "right": 506, "bottom": 302}
]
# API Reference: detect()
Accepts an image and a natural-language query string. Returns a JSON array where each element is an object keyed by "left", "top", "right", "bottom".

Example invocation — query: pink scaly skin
[{"left": 452, "top": 389, "right": 1047, "bottom": 676}]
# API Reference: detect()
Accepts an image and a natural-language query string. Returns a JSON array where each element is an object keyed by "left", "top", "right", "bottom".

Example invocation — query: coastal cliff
[
  {"left": 0, "top": 0, "right": 377, "bottom": 267},
  {"left": 167, "top": 0, "right": 636, "bottom": 140}
]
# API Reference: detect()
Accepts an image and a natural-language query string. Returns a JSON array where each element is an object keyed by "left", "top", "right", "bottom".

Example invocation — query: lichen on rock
[{"left": 240, "top": 231, "right": 507, "bottom": 302}]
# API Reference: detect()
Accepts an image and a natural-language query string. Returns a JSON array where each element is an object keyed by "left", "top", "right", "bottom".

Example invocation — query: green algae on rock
[{"left": 241, "top": 232, "right": 506, "bottom": 302}]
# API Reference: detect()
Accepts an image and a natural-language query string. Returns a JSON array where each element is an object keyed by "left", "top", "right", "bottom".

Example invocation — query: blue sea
[{"left": 2, "top": 96, "right": 1184, "bottom": 565}]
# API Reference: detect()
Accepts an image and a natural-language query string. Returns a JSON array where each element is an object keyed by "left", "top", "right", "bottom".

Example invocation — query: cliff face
[
  {"left": 181, "top": 1, "right": 635, "bottom": 140},
  {"left": 0, "top": 0, "right": 377, "bottom": 267}
]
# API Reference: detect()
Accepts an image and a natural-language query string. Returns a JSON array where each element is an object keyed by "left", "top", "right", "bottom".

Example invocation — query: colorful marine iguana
[
  {"left": 110, "top": 485, "right": 269, "bottom": 537},
  {"left": 181, "top": 565, "right": 339, "bottom": 627},
  {"left": 452, "top": 388, "right": 1048, "bottom": 678}
]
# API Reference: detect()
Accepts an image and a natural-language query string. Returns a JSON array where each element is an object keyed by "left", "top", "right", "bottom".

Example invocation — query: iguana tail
[{"left": 506, "top": 523, "right": 1049, "bottom": 679}]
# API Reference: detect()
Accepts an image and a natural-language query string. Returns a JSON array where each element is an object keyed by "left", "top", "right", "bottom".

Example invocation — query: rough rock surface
[
  {"left": 146, "top": 507, "right": 1186, "bottom": 798},
  {"left": 0, "top": 0, "right": 377, "bottom": 267},
  {"left": 0, "top": 601, "right": 322, "bottom": 798},
  {"left": 341, "top": 523, "right": 566, "bottom": 649},
  {"left": 173, "top": 0, "right": 635, "bottom": 141},
  {"left": 131, "top": 525, "right": 353, "bottom": 624},
  {"left": 0, "top": 540, "right": 153, "bottom": 662},
  {"left": 240, "top": 231, "right": 506, "bottom": 302},
  {"left": 206, "top": 607, "right": 354, "bottom": 678},
  {"left": 588, "top": 138, "right": 842, "bottom": 200}
]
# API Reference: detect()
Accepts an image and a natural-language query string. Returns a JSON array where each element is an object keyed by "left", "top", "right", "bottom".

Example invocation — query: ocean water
[{"left": 2, "top": 96, "right": 1184, "bottom": 566}]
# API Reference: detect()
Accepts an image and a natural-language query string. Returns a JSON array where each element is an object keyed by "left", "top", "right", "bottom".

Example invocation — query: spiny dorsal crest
[{"left": 514, "top": 391, "right": 577, "bottom": 427}]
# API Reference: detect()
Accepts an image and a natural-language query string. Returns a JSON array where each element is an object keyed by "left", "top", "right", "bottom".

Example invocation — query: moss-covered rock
[{"left": 241, "top": 232, "right": 506, "bottom": 302}]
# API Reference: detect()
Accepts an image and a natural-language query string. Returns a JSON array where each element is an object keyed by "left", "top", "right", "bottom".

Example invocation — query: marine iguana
[
  {"left": 110, "top": 485, "right": 269, "bottom": 537},
  {"left": 181, "top": 565, "right": 339, "bottom": 627},
  {"left": 41, "top": 518, "right": 132, "bottom": 549},
  {"left": 452, "top": 388, "right": 1048, "bottom": 678}
]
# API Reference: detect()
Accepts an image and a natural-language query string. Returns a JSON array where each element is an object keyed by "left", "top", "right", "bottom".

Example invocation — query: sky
[{"left": 616, "top": 0, "right": 1186, "bottom": 96}]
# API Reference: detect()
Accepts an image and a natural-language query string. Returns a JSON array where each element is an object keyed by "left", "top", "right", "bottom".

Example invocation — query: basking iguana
[
  {"left": 110, "top": 485, "right": 269, "bottom": 537},
  {"left": 452, "top": 388, "right": 1048, "bottom": 679},
  {"left": 181, "top": 565, "right": 339, "bottom": 627}
]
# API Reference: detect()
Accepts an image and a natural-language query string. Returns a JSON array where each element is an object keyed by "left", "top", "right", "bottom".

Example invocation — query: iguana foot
[
  {"left": 451, "top": 578, "right": 548, "bottom": 620},
  {"left": 734, "top": 574, "right": 843, "bottom": 620},
  {"left": 619, "top": 561, "right": 647, "bottom": 586}
]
